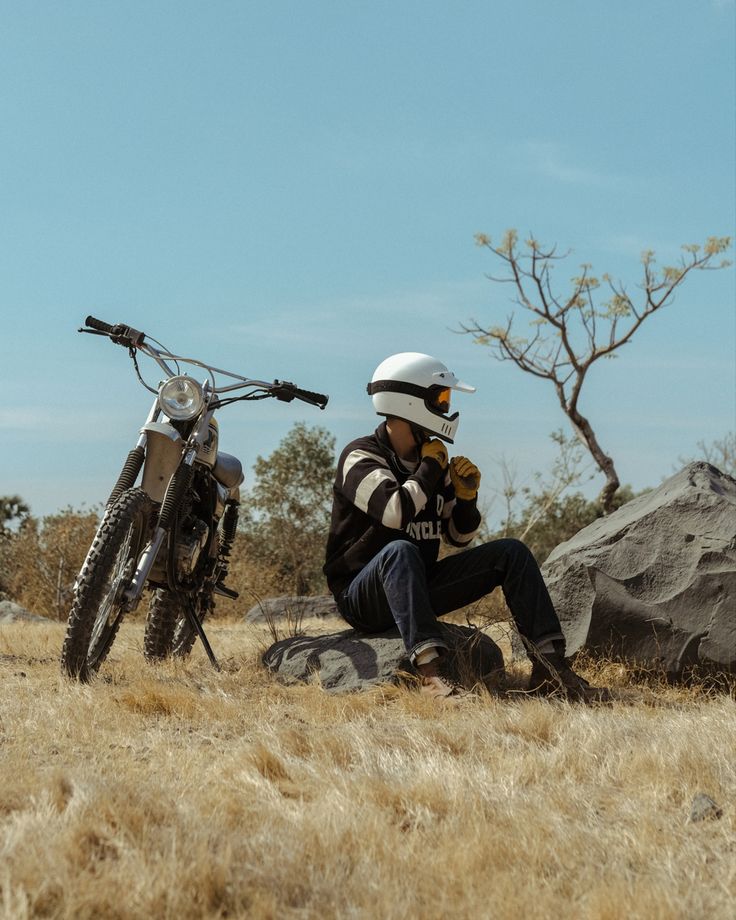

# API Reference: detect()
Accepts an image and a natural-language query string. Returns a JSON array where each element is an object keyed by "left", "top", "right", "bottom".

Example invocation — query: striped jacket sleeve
[
  {"left": 337, "top": 446, "right": 443, "bottom": 530},
  {"left": 441, "top": 472, "right": 481, "bottom": 548}
]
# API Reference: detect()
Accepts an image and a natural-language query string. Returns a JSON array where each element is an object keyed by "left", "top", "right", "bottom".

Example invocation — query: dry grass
[{"left": 1, "top": 618, "right": 734, "bottom": 919}]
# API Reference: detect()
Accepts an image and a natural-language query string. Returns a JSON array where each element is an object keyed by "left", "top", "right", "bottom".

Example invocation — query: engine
[{"left": 175, "top": 518, "right": 209, "bottom": 577}]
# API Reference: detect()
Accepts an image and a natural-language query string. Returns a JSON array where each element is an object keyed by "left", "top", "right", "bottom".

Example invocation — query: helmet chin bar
[{"left": 381, "top": 412, "right": 457, "bottom": 444}]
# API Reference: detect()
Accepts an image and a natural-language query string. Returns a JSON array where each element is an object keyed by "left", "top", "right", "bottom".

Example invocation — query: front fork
[
  {"left": 74, "top": 402, "right": 160, "bottom": 593},
  {"left": 123, "top": 446, "right": 198, "bottom": 608},
  {"left": 123, "top": 397, "right": 218, "bottom": 608},
  {"left": 108, "top": 402, "right": 160, "bottom": 508}
]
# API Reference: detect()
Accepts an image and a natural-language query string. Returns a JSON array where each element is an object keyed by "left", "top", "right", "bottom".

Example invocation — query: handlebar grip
[
  {"left": 295, "top": 388, "right": 329, "bottom": 409},
  {"left": 85, "top": 315, "right": 116, "bottom": 334}
]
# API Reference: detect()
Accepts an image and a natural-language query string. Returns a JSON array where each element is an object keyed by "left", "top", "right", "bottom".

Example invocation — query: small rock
[
  {"left": 0, "top": 601, "right": 50, "bottom": 624},
  {"left": 689, "top": 793, "right": 723, "bottom": 823},
  {"left": 245, "top": 595, "right": 339, "bottom": 623}
]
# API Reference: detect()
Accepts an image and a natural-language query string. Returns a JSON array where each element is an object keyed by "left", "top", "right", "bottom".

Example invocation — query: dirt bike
[{"left": 60, "top": 316, "right": 328, "bottom": 681}]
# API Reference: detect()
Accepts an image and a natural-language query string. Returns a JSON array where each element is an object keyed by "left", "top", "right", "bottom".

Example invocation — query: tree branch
[{"left": 464, "top": 230, "right": 733, "bottom": 512}]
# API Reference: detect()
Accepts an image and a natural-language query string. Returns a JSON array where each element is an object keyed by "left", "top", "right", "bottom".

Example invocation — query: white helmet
[{"left": 367, "top": 352, "right": 476, "bottom": 443}]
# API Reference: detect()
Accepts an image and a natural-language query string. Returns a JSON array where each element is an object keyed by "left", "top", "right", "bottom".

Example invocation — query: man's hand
[
  {"left": 450, "top": 456, "right": 481, "bottom": 500},
  {"left": 420, "top": 438, "right": 449, "bottom": 470}
]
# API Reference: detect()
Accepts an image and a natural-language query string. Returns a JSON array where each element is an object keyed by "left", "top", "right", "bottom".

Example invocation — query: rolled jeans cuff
[
  {"left": 410, "top": 637, "right": 449, "bottom": 665},
  {"left": 534, "top": 632, "right": 565, "bottom": 655}
]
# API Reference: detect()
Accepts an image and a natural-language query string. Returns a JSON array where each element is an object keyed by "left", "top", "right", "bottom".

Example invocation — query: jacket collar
[{"left": 375, "top": 422, "right": 419, "bottom": 475}]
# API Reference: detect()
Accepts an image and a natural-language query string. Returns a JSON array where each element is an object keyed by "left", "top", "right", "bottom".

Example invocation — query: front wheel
[{"left": 61, "top": 488, "right": 152, "bottom": 681}]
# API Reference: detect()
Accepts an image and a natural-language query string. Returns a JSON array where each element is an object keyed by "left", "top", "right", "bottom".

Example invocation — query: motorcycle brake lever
[{"left": 78, "top": 324, "right": 146, "bottom": 348}]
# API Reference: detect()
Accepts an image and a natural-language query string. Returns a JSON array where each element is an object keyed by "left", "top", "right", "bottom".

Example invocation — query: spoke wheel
[
  {"left": 143, "top": 589, "right": 179, "bottom": 661},
  {"left": 144, "top": 588, "right": 214, "bottom": 661},
  {"left": 61, "top": 489, "right": 152, "bottom": 681},
  {"left": 171, "top": 591, "right": 213, "bottom": 658}
]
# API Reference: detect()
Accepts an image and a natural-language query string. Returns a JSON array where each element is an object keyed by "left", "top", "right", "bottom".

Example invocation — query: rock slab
[
  {"left": 542, "top": 463, "right": 736, "bottom": 675},
  {"left": 245, "top": 595, "right": 339, "bottom": 622},
  {"left": 263, "top": 622, "right": 504, "bottom": 693},
  {"left": 0, "top": 601, "right": 50, "bottom": 624}
]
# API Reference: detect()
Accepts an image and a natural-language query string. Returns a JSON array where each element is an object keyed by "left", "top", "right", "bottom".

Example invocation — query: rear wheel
[
  {"left": 61, "top": 488, "right": 152, "bottom": 681},
  {"left": 171, "top": 591, "right": 213, "bottom": 658},
  {"left": 143, "top": 589, "right": 179, "bottom": 661},
  {"left": 144, "top": 588, "right": 214, "bottom": 661}
]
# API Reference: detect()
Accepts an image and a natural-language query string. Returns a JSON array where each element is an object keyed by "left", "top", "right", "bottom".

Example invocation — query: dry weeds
[{"left": 1, "top": 619, "right": 734, "bottom": 919}]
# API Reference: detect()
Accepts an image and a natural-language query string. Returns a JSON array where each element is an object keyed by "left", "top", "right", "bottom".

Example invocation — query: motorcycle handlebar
[
  {"left": 294, "top": 387, "right": 329, "bottom": 410},
  {"left": 80, "top": 320, "right": 329, "bottom": 409},
  {"left": 85, "top": 315, "right": 116, "bottom": 334},
  {"left": 271, "top": 380, "right": 328, "bottom": 410},
  {"left": 83, "top": 316, "right": 146, "bottom": 348}
]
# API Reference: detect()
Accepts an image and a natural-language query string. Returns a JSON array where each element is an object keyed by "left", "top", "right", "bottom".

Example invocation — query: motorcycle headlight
[{"left": 158, "top": 376, "right": 204, "bottom": 421}]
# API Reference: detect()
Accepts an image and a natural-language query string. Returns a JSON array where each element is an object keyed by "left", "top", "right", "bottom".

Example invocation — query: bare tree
[
  {"left": 679, "top": 431, "right": 736, "bottom": 478},
  {"left": 462, "top": 231, "right": 732, "bottom": 513}
]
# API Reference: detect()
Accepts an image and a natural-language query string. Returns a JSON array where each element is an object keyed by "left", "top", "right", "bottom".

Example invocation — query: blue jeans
[{"left": 338, "top": 538, "right": 564, "bottom": 662}]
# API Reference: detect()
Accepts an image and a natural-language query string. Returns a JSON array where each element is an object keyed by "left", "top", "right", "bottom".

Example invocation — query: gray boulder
[
  {"left": 263, "top": 622, "right": 504, "bottom": 693},
  {"left": 245, "top": 595, "right": 339, "bottom": 623},
  {"left": 0, "top": 601, "right": 50, "bottom": 624},
  {"left": 542, "top": 463, "right": 736, "bottom": 675}
]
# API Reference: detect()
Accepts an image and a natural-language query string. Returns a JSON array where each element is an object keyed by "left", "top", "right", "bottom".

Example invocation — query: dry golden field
[{"left": 1, "top": 617, "right": 734, "bottom": 920}]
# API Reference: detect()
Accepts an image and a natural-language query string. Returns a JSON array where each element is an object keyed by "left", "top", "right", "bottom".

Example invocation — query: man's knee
[
  {"left": 501, "top": 537, "right": 533, "bottom": 557},
  {"left": 379, "top": 539, "right": 422, "bottom": 565},
  {"left": 476, "top": 537, "right": 535, "bottom": 570}
]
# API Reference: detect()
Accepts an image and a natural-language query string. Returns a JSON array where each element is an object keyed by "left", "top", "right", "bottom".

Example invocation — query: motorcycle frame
[{"left": 70, "top": 320, "right": 327, "bottom": 672}]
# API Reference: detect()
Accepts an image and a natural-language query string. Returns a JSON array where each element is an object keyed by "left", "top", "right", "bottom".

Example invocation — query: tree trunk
[{"left": 567, "top": 409, "right": 620, "bottom": 514}]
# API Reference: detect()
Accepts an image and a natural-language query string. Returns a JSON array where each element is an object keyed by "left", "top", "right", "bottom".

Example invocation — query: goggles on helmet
[
  {"left": 429, "top": 387, "right": 451, "bottom": 414},
  {"left": 367, "top": 380, "right": 457, "bottom": 423}
]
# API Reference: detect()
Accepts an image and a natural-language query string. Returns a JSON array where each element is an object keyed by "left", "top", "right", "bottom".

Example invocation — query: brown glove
[
  {"left": 450, "top": 456, "right": 481, "bottom": 500},
  {"left": 420, "top": 438, "right": 449, "bottom": 470}
]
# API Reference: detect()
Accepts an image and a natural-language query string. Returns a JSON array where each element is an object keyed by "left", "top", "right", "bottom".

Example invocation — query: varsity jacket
[{"left": 323, "top": 423, "right": 481, "bottom": 599}]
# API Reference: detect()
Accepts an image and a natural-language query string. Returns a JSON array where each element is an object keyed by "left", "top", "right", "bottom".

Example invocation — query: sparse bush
[
  {"left": 3, "top": 507, "right": 100, "bottom": 618},
  {"left": 504, "top": 484, "right": 637, "bottom": 564},
  {"left": 679, "top": 431, "right": 736, "bottom": 478},
  {"left": 223, "top": 532, "right": 286, "bottom": 612},
  {"left": 0, "top": 495, "right": 30, "bottom": 530},
  {"left": 239, "top": 422, "right": 336, "bottom": 596},
  {"left": 480, "top": 430, "right": 639, "bottom": 563}
]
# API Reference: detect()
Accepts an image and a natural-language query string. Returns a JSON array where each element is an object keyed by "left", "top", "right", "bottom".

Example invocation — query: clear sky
[{"left": 2, "top": 0, "right": 734, "bottom": 524}]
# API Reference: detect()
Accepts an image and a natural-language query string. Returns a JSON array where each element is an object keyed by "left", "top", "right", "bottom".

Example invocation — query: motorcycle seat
[{"left": 214, "top": 452, "right": 244, "bottom": 489}]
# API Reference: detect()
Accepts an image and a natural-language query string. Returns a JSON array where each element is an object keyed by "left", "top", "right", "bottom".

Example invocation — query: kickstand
[{"left": 183, "top": 597, "right": 221, "bottom": 672}]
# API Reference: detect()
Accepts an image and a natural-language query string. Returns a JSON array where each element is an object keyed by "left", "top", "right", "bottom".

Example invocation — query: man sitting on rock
[{"left": 323, "top": 352, "right": 606, "bottom": 702}]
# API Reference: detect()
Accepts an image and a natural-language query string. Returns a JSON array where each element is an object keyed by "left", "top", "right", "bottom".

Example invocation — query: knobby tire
[
  {"left": 143, "top": 589, "right": 179, "bottom": 661},
  {"left": 61, "top": 488, "right": 152, "bottom": 681},
  {"left": 171, "top": 593, "right": 212, "bottom": 658},
  {"left": 144, "top": 589, "right": 213, "bottom": 661}
]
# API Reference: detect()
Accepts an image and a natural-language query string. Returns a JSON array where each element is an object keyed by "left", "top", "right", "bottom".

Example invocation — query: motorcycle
[{"left": 60, "top": 316, "right": 328, "bottom": 681}]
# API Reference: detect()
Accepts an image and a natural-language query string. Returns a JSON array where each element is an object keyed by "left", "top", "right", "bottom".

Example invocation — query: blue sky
[{"left": 1, "top": 1, "right": 734, "bottom": 523}]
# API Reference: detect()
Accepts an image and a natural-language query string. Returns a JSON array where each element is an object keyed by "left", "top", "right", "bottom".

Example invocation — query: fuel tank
[{"left": 195, "top": 417, "right": 219, "bottom": 469}]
